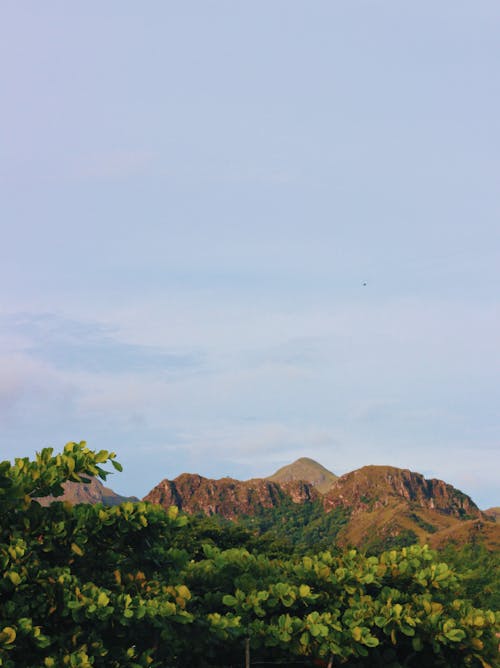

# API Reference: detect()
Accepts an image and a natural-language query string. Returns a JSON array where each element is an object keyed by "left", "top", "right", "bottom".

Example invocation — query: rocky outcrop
[
  {"left": 320, "top": 465, "right": 498, "bottom": 550},
  {"left": 323, "top": 465, "right": 481, "bottom": 519},
  {"left": 144, "top": 473, "right": 319, "bottom": 520},
  {"left": 35, "top": 457, "right": 499, "bottom": 552}
]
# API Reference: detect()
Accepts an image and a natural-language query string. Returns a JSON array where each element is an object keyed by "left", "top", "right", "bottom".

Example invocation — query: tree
[
  {"left": 1, "top": 442, "right": 498, "bottom": 668},
  {"left": 0, "top": 442, "right": 192, "bottom": 667}
]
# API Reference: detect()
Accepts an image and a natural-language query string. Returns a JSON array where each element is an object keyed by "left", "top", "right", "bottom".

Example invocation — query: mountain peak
[
  {"left": 267, "top": 457, "right": 337, "bottom": 494},
  {"left": 36, "top": 477, "right": 138, "bottom": 506}
]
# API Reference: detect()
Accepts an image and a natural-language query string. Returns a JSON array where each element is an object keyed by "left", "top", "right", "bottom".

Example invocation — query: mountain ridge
[
  {"left": 38, "top": 457, "right": 499, "bottom": 551},
  {"left": 142, "top": 460, "right": 498, "bottom": 551},
  {"left": 144, "top": 473, "right": 319, "bottom": 520}
]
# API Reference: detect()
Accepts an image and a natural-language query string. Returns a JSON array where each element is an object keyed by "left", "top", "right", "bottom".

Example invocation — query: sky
[{"left": 1, "top": 1, "right": 499, "bottom": 508}]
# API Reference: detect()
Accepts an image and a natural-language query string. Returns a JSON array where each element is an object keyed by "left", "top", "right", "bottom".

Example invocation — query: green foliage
[
  {"left": 438, "top": 543, "right": 500, "bottom": 610},
  {"left": 409, "top": 512, "right": 438, "bottom": 534},
  {"left": 1, "top": 442, "right": 498, "bottom": 668},
  {"left": 0, "top": 441, "right": 121, "bottom": 508},
  {"left": 365, "top": 529, "right": 419, "bottom": 556},
  {"left": 239, "top": 498, "right": 351, "bottom": 556},
  {"left": 0, "top": 443, "right": 192, "bottom": 667}
]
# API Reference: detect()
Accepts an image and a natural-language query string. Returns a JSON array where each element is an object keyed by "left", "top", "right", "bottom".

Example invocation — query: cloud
[
  {"left": 0, "top": 303, "right": 498, "bottom": 506},
  {"left": 0, "top": 352, "right": 77, "bottom": 425},
  {"left": 1, "top": 312, "right": 203, "bottom": 375}
]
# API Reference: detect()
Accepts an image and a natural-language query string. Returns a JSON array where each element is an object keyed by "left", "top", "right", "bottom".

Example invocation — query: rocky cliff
[
  {"left": 323, "top": 465, "right": 480, "bottom": 518},
  {"left": 36, "top": 457, "right": 499, "bottom": 551},
  {"left": 144, "top": 473, "right": 319, "bottom": 520},
  {"left": 321, "top": 465, "right": 495, "bottom": 550}
]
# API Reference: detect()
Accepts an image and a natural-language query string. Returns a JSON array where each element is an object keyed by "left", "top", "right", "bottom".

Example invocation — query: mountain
[
  {"left": 35, "top": 458, "right": 499, "bottom": 552},
  {"left": 36, "top": 477, "right": 138, "bottom": 506},
  {"left": 143, "top": 473, "right": 319, "bottom": 520},
  {"left": 322, "top": 466, "right": 498, "bottom": 551},
  {"left": 323, "top": 465, "right": 481, "bottom": 517},
  {"left": 144, "top": 463, "right": 498, "bottom": 551},
  {"left": 267, "top": 457, "right": 337, "bottom": 494},
  {"left": 484, "top": 507, "right": 500, "bottom": 521}
]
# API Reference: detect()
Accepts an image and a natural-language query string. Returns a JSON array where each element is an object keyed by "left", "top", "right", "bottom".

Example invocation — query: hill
[
  {"left": 143, "top": 473, "right": 318, "bottom": 520},
  {"left": 267, "top": 457, "right": 337, "bottom": 493},
  {"left": 145, "top": 463, "right": 499, "bottom": 552},
  {"left": 322, "top": 465, "right": 498, "bottom": 551},
  {"left": 36, "top": 459, "right": 499, "bottom": 553},
  {"left": 36, "top": 476, "right": 138, "bottom": 506},
  {"left": 484, "top": 506, "right": 500, "bottom": 521}
]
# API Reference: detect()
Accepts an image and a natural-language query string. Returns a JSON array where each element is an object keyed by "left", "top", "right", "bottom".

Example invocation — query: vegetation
[
  {"left": 0, "top": 443, "right": 498, "bottom": 667},
  {"left": 238, "top": 498, "right": 351, "bottom": 556},
  {"left": 438, "top": 543, "right": 500, "bottom": 611}
]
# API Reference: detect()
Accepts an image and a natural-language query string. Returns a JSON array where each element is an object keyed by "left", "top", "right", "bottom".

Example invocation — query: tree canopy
[{"left": 0, "top": 442, "right": 498, "bottom": 667}]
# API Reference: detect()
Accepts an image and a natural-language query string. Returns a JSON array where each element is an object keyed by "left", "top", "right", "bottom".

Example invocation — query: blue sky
[{"left": 1, "top": 2, "right": 499, "bottom": 507}]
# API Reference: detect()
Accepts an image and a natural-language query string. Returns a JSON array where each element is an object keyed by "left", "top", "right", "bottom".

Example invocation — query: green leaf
[
  {"left": 71, "top": 543, "right": 84, "bottom": 557},
  {"left": 444, "top": 629, "right": 466, "bottom": 642},
  {"left": 7, "top": 571, "right": 21, "bottom": 585},
  {"left": 299, "top": 584, "right": 311, "bottom": 598},
  {"left": 222, "top": 594, "right": 238, "bottom": 607},
  {"left": 97, "top": 592, "right": 109, "bottom": 607},
  {"left": 363, "top": 636, "right": 379, "bottom": 648}
]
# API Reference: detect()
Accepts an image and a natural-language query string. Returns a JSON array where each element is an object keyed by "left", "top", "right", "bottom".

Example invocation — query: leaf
[
  {"left": 97, "top": 592, "right": 109, "bottom": 607},
  {"left": 300, "top": 631, "right": 310, "bottom": 647},
  {"left": 111, "top": 460, "right": 123, "bottom": 472},
  {"left": 7, "top": 571, "right": 21, "bottom": 585},
  {"left": 0, "top": 627, "right": 16, "bottom": 644},
  {"left": 71, "top": 543, "right": 84, "bottom": 557},
  {"left": 299, "top": 584, "right": 311, "bottom": 598},
  {"left": 167, "top": 506, "right": 179, "bottom": 519},
  {"left": 222, "top": 595, "right": 237, "bottom": 607},
  {"left": 352, "top": 626, "right": 362, "bottom": 642},
  {"left": 177, "top": 585, "right": 191, "bottom": 600},
  {"left": 444, "top": 629, "right": 466, "bottom": 642},
  {"left": 363, "top": 636, "right": 379, "bottom": 648}
]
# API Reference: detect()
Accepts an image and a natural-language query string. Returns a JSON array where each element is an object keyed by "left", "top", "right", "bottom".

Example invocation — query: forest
[{"left": 0, "top": 442, "right": 498, "bottom": 667}]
